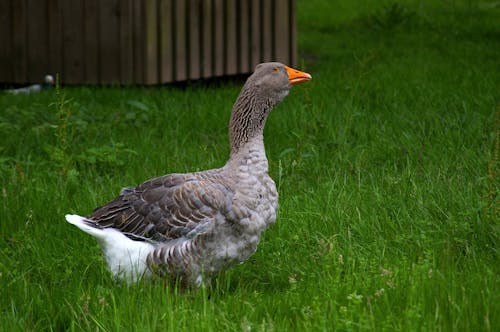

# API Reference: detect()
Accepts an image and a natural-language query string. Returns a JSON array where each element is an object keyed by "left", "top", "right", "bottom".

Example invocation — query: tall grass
[{"left": 1, "top": 0, "right": 498, "bottom": 330}]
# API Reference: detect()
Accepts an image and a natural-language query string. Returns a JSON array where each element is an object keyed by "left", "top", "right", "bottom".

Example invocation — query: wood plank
[
  {"left": 61, "top": 0, "right": 85, "bottom": 84},
  {"left": 83, "top": 0, "right": 99, "bottom": 83},
  {"left": 225, "top": 0, "right": 237, "bottom": 75},
  {"left": 159, "top": 0, "right": 174, "bottom": 83},
  {"left": 174, "top": 0, "right": 187, "bottom": 81},
  {"left": 213, "top": 0, "right": 224, "bottom": 76},
  {"left": 47, "top": 0, "right": 63, "bottom": 82},
  {"left": 99, "top": 0, "right": 121, "bottom": 84},
  {"left": 12, "top": 0, "right": 27, "bottom": 83},
  {"left": 238, "top": 0, "right": 250, "bottom": 73},
  {"left": 144, "top": 0, "right": 158, "bottom": 84},
  {"left": 201, "top": 0, "right": 212, "bottom": 78},
  {"left": 250, "top": 0, "right": 261, "bottom": 69},
  {"left": 119, "top": 0, "right": 134, "bottom": 84},
  {"left": 132, "top": 0, "right": 144, "bottom": 84},
  {"left": 289, "top": 0, "right": 297, "bottom": 66},
  {"left": 188, "top": 0, "right": 201, "bottom": 80},
  {"left": 0, "top": 0, "right": 13, "bottom": 82},
  {"left": 261, "top": 0, "right": 273, "bottom": 62},
  {"left": 26, "top": 0, "right": 49, "bottom": 83},
  {"left": 274, "top": 0, "right": 289, "bottom": 64}
]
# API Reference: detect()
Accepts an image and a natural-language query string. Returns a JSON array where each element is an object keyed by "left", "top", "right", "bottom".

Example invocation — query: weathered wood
[
  {"left": 201, "top": 0, "right": 213, "bottom": 78},
  {"left": 274, "top": 0, "right": 289, "bottom": 64},
  {"left": 12, "top": 0, "right": 27, "bottom": 83},
  {"left": 159, "top": 0, "right": 174, "bottom": 82},
  {"left": 119, "top": 0, "right": 134, "bottom": 84},
  {"left": 238, "top": 0, "right": 250, "bottom": 73},
  {"left": 0, "top": 0, "right": 13, "bottom": 82},
  {"left": 47, "top": 0, "right": 62, "bottom": 81},
  {"left": 144, "top": 0, "right": 158, "bottom": 84},
  {"left": 250, "top": 0, "right": 261, "bottom": 69},
  {"left": 99, "top": 0, "right": 121, "bottom": 84},
  {"left": 174, "top": 0, "right": 187, "bottom": 81},
  {"left": 188, "top": 0, "right": 201, "bottom": 80},
  {"left": 213, "top": 0, "right": 224, "bottom": 77},
  {"left": 83, "top": 0, "right": 99, "bottom": 83},
  {"left": 0, "top": 0, "right": 297, "bottom": 84},
  {"left": 225, "top": 0, "right": 237, "bottom": 75},
  {"left": 261, "top": 0, "right": 273, "bottom": 62}
]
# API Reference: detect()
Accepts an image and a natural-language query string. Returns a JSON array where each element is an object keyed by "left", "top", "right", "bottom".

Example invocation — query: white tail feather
[{"left": 65, "top": 214, "right": 155, "bottom": 282}]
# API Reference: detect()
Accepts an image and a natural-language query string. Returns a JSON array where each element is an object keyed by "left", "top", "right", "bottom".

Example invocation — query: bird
[
  {"left": 66, "top": 62, "right": 312, "bottom": 286},
  {"left": 5, "top": 74, "right": 54, "bottom": 94}
]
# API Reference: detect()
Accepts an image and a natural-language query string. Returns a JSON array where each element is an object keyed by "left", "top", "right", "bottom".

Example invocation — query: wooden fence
[{"left": 0, "top": 0, "right": 297, "bottom": 85}]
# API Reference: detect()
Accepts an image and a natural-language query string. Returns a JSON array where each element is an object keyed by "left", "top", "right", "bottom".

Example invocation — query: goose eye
[{"left": 272, "top": 67, "right": 279, "bottom": 72}]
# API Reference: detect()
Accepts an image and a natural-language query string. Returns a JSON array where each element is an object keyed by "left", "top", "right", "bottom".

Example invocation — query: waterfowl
[
  {"left": 66, "top": 62, "right": 311, "bottom": 286},
  {"left": 5, "top": 74, "right": 54, "bottom": 94}
]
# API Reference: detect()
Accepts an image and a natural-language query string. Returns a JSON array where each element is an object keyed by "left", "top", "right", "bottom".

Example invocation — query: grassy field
[{"left": 1, "top": 0, "right": 498, "bottom": 330}]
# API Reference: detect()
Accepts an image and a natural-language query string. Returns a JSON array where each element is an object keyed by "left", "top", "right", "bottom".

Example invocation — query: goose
[
  {"left": 5, "top": 74, "right": 54, "bottom": 94},
  {"left": 66, "top": 62, "right": 311, "bottom": 286}
]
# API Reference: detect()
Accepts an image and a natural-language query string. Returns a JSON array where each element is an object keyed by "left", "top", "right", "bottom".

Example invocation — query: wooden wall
[{"left": 0, "top": 0, "right": 297, "bottom": 85}]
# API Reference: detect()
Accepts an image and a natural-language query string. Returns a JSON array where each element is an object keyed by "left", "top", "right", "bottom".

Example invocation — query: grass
[{"left": 1, "top": 0, "right": 498, "bottom": 330}]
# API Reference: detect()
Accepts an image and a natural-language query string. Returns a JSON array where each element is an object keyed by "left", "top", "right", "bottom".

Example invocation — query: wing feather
[{"left": 88, "top": 171, "right": 232, "bottom": 242}]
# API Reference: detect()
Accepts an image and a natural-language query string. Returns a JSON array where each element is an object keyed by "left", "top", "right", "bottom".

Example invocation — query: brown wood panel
[
  {"left": 119, "top": 0, "right": 134, "bottom": 84},
  {"left": 238, "top": 0, "right": 250, "bottom": 73},
  {"left": 289, "top": 0, "right": 297, "bottom": 66},
  {"left": 61, "top": 0, "right": 85, "bottom": 84},
  {"left": 47, "top": 0, "right": 62, "bottom": 82},
  {"left": 159, "top": 0, "right": 174, "bottom": 83},
  {"left": 83, "top": 0, "right": 99, "bottom": 83},
  {"left": 188, "top": 0, "right": 201, "bottom": 80},
  {"left": 174, "top": 0, "right": 187, "bottom": 81},
  {"left": 274, "top": 0, "right": 289, "bottom": 64},
  {"left": 261, "top": 0, "right": 272, "bottom": 62},
  {"left": 213, "top": 0, "right": 224, "bottom": 76},
  {"left": 26, "top": 0, "right": 49, "bottom": 83},
  {"left": 0, "top": 0, "right": 13, "bottom": 82},
  {"left": 99, "top": 0, "right": 121, "bottom": 84},
  {"left": 225, "top": 0, "right": 237, "bottom": 75},
  {"left": 12, "top": 0, "right": 27, "bottom": 83},
  {"left": 200, "top": 0, "right": 212, "bottom": 78},
  {"left": 144, "top": 0, "right": 158, "bottom": 84},
  {"left": 250, "top": 0, "right": 261, "bottom": 69},
  {"left": 132, "top": 0, "right": 144, "bottom": 84}
]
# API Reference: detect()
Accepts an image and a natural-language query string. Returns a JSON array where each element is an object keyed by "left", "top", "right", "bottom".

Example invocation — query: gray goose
[{"left": 66, "top": 62, "right": 311, "bottom": 286}]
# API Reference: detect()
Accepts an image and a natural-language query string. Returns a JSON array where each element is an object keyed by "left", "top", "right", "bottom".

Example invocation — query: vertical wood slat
[
  {"left": 159, "top": 0, "right": 174, "bottom": 83},
  {"left": 174, "top": 0, "right": 187, "bottom": 81},
  {"left": 120, "top": 0, "right": 133, "bottom": 84},
  {"left": 201, "top": 0, "right": 212, "bottom": 78},
  {"left": 11, "top": 0, "right": 27, "bottom": 83},
  {"left": 188, "top": 0, "right": 201, "bottom": 80},
  {"left": 84, "top": 0, "right": 99, "bottom": 83},
  {"left": 47, "top": 0, "right": 62, "bottom": 82},
  {"left": 99, "top": 0, "right": 120, "bottom": 84},
  {"left": 261, "top": 0, "right": 273, "bottom": 62},
  {"left": 0, "top": 0, "right": 13, "bottom": 82},
  {"left": 213, "top": 0, "right": 224, "bottom": 77},
  {"left": 0, "top": 0, "right": 297, "bottom": 85},
  {"left": 225, "top": 0, "right": 237, "bottom": 75},
  {"left": 132, "top": 0, "right": 144, "bottom": 84},
  {"left": 26, "top": 0, "right": 49, "bottom": 83},
  {"left": 274, "top": 0, "right": 289, "bottom": 64},
  {"left": 238, "top": 0, "right": 250, "bottom": 73},
  {"left": 144, "top": 0, "right": 158, "bottom": 84},
  {"left": 250, "top": 0, "right": 261, "bottom": 69}
]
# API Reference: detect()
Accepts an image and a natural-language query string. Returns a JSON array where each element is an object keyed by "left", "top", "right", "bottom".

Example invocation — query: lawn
[{"left": 1, "top": 0, "right": 498, "bottom": 330}]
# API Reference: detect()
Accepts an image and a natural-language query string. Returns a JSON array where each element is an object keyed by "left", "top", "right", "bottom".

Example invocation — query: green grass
[{"left": 1, "top": 0, "right": 498, "bottom": 330}]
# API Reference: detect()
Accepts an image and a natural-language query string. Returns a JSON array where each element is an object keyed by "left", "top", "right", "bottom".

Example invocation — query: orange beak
[{"left": 285, "top": 66, "right": 312, "bottom": 85}]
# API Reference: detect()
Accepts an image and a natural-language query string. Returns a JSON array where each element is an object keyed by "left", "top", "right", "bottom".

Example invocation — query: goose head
[{"left": 229, "top": 62, "right": 312, "bottom": 154}]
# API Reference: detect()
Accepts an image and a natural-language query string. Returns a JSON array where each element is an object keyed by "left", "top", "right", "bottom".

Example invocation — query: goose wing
[{"left": 88, "top": 172, "right": 233, "bottom": 242}]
